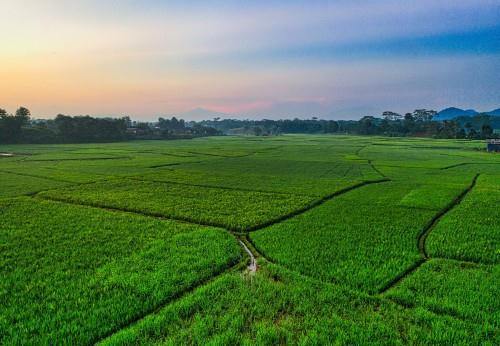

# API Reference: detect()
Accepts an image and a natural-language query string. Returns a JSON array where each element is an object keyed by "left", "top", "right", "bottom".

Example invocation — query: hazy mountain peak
[{"left": 435, "top": 107, "right": 478, "bottom": 120}]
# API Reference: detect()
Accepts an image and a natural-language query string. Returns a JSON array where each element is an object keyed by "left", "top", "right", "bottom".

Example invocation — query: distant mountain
[
  {"left": 434, "top": 107, "right": 478, "bottom": 120},
  {"left": 486, "top": 108, "right": 500, "bottom": 116},
  {"left": 179, "top": 107, "right": 230, "bottom": 121},
  {"left": 434, "top": 107, "right": 500, "bottom": 120}
]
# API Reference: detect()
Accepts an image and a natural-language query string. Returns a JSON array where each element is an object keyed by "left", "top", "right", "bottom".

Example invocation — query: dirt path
[{"left": 238, "top": 239, "right": 257, "bottom": 273}]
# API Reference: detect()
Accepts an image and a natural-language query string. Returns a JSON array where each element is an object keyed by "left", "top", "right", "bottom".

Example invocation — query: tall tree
[
  {"left": 358, "top": 116, "right": 376, "bottom": 135},
  {"left": 481, "top": 124, "right": 493, "bottom": 138},
  {"left": 412, "top": 109, "right": 436, "bottom": 122},
  {"left": 15, "top": 107, "right": 31, "bottom": 123},
  {"left": 0, "top": 115, "right": 26, "bottom": 143},
  {"left": 382, "top": 111, "right": 402, "bottom": 121}
]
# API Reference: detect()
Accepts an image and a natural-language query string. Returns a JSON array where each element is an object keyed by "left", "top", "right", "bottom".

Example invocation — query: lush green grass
[
  {"left": 385, "top": 259, "right": 499, "bottom": 327},
  {"left": 100, "top": 263, "right": 496, "bottom": 345},
  {"left": 0, "top": 198, "right": 240, "bottom": 344}
]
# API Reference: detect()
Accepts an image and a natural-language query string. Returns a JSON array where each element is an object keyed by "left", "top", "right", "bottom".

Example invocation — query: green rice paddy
[{"left": 1, "top": 135, "right": 498, "bottom": 344}]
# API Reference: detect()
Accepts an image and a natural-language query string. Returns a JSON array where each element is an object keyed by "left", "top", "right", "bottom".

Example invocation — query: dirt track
[{"left": 239, "top": 240, "right": 257, "bottom": 272}]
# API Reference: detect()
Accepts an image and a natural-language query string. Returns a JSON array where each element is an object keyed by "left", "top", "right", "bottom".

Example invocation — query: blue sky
[{"left": 0, "top": 0, "right": 499, "bottom": 119}]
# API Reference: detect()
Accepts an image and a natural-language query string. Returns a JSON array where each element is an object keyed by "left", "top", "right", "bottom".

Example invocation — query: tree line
[
  {"left": 0, "top": 107, "right": 220, "bottom": 144},
  {"left": 201, "top": 109, "right": 498, "bottom": 139},
  {"left": 199, "top": 118, "right": 340, "bottom": 135},
  {"left": 353, "top": 109, "right": 497, "bottom": 139},
  {"left": 1, "top": 106, "right": 498, "bottom": 144}
]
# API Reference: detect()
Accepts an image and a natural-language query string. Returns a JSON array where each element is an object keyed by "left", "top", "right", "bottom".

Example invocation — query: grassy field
[{"left": 1, "top": 135, "right": 498, "bottom": 345}]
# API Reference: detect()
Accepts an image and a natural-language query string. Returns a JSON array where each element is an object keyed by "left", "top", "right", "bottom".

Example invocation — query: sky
[{"left": 0, "top": 0, "right": 499, "bottom": 120}]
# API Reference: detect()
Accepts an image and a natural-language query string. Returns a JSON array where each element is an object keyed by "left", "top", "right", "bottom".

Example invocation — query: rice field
[{"left": 1, "top": 135, "right": 498, "bottom": 345}]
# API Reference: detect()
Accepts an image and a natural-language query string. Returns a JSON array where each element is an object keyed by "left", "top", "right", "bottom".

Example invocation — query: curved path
[{"left": 238, "top": 239, "right": 257, "bottom": 273}]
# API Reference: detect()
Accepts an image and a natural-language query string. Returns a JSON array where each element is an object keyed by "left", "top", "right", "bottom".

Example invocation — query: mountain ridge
[{"left": 434, "top": 107, "right": 500, "bottom": 120}]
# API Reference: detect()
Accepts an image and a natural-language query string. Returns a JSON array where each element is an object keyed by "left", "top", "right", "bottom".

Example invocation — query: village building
[{"left": 486, "top": 139, "right": 500, "bottom": 152}]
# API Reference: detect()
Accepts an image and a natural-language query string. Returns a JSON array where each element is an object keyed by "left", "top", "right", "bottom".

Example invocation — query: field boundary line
[
  {"left": 1, "top": 166, "right": 139, "bottom": 185},
  {"left": 367, "top": 159, "right": 386, "bottom": 178},
  {"left": 125, "top": 177, "right": 311, "bottom": 197},
  {"left": 1, "top": 169, "right": 124, "bottom": 198},
  {"left": 33, "top": 195, "right": 233, "bottom": 230},
  {"left": 440, "top": 162, "right": 500, "bottom": 170},
  {"left": 418, "top": 173, "right": 479, "bottom": 259},
  {"left": 377, "top": 259, "right": 426, "bottom": 293},
  {"left": 93, "top": 258, "right": 244, "bottom": 345},
  {"left": 377, "top": 164, "right": 440, "bottom": 170},
  {"left": 386, "top": 296, "right": 474, "bottom": 324},
  {"left": 148, "top": 160, "right": 207, "bottom": 168},
  {"left": 440, "top": 162, "right": 472, "bottom": 170},
  {"left": 354, "top": 144, "right": 370, "bottom": 155},
  {"left": 25, "top": 156, "right": 131, "bottom": 162},
  {"left": 186, "top": 151, "right": 236, "bottom": 158},
  {"left": 134, "top": 150, "right": 197, "bottom": 158},
  {"left": 24, "top": 176, "right": 127, "bottom": 197},
  {"left": 185, "top": 151, "right": 257, "bottom": 158},
  {"left": 378, "top": 173, "right": 479, "bottom": 294},
  {"left": 246, "top": 178, "right": 390, "bottom": 232},
  {"left": 430, "top": 256, "right": 496, "bottom": 266},
  {"left": 0, "top": 169, "right": 78, "bottom": 184}
]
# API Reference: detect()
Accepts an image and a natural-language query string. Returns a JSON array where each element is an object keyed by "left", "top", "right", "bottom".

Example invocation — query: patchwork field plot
[
  {"left": 385, "top": 259, "right": 499, "bottom": 327},
  {"left": 426, "top": 174, "right": 500, "bottom": 263},
  {"left": 0, "top": 198, "right": 240, "bottom": 344},
  {"left": 37, "top": 179, "right": 316, "bottom": 231},
  {"left": 0, "top": 135, "right": 498, "bottom": 344}
]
